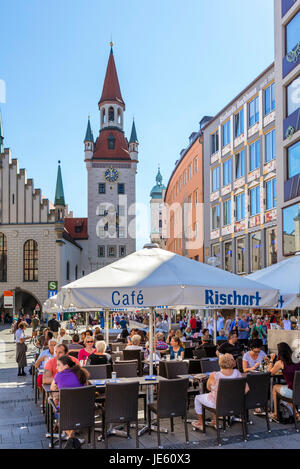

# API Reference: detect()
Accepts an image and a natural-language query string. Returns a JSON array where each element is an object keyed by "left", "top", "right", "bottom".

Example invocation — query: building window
[
  {"left": 265, "top": 129, "right": 276, "bottom": 162},
  {"left": 184, "top": 170, "right": 187, "bottom": 185},
  {"left": 223, "top": 158, "right": 232, "bottom": 186},
  {"left": 107, "top": 133, "right": 115, "bottom": 150},
  {"left": 194, "top": 190, "right": 198, "bottom": 204},
  {"left": 188, "top": 164, "right": 192, "bottom": 180},
  {"left": 211, "top": 243, "right": 221, "bottom": 267},
  {"left": 288, "top": 140, "right": 300, "bottom": 179},
  {"left": 118, "top": 183, "right": 125, "bottom": 194},
  {"left": 266, "top": 179, "right": 277, "bottom": 210},
  {"left": 108, "top": 107, "right": 114, "bottom": 122},
  {"left": 249, "top": 186, "right": 260, "bottom": 216},
  {"left": 250, "top": 231, "right": 261, "bottom": 272},
  {"left": 66, "top": 261, "right": 70, "bottom": 281},
  {"left": 211, "top": 130, "right": 219, "bottom": 154},
  {"left": 98, "top": 245, "right": 105, "bottom": 257},
  {"left": 108, "top": 246, "right": 116, "bottom": 257},
  {"left": 249, "top": 140, "right": 260, "bottom": 171},
  {"left": 222, "top": 120, "right": 231, "bottom": 147},
  {"left": 235, "top": 150, "right": 245, "bottom": 179},
  {"left": 75, "top": 265, "right": 78, "bottom": 280},
  {"left": 236, "top": 193, "right": 245, "bottom": 221},
  {"left": 118, "top": 227, "right": 125, "bottom": 238},
  {"left": 188, "top": 195, "right": 192, "bottom": 211},
  {"left": 119, "top": 246, "right": 126, "bottom": 257},
  {"left": 287, "top": 75, "right": 300, "bottom": 116},
  {"left": 194, "top": 157, "right": 198, "bottom": 174},
  {"left": 211, "top": 204, "right": 220, "bottom": 230},
  {"left": 286, "top": 10, "right": 300, "bottom": 54},
  {"left": 264, "top": 83, "right": 275, "bottom": 115},
  {"left": 266, "top": 227, "right": 277, "bottom": 266},
  {"left": 224, "top": 241, "right": 233, "bottom": 272},
  {"left": 99, "top": 183, "right": 106, "bottom": 194},
  {"left": 234, "top": 108, "right": 244, "bottom": 138},
  {"left": 24, "top": 240, "right": 38, "bottom": 282},
  {"left": 248, "top": 96, "right": 259, "bottom": 127},
  {"left": 283, "top": 202, "right": 300, "bottom": 255},
  {"left": 236, "top": 237, "right": 246, "bottom": 274},
  {"left": 212, "top": 166, "right": 220, "bottom": 192},
  {"left": 0, "top": 233, "right": 7, "bottom": 282},
  {"left": 223, "top": 198, "right": 232, "bottom": 226}
]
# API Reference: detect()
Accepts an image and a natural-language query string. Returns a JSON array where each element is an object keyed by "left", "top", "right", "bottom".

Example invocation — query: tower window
[
  {"left": 108, "top": 133, "right": 115, "bottom": 150},
  {"left": 118, "top": 183, "right": 125, "bottom": 194},
  {"left": 98, "top": 245, "right": 105, "bottom": 257},
  {"left": 119, "top": 246, "right": 126, "bottom": 257},
  {"left": 24, "top": 240, "right": 38, "bottom": 282},
  {"left": 0, "top": 233, "right": 7, "bottom": 282},
  {"left": 108, "top": 107, "right": 114, "bottom": 122},
  {"left": 99, "top": 183, "right": 106, "bottom": 194},
  {"left": 108, "top": 246, "right": 116, "bottom": 257}
]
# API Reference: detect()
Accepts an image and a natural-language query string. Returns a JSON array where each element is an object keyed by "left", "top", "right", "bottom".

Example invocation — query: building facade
[
  {"left": 164, "top": 128, "right": 205, "bottom": 261},
  {"left": 0, "top": 44, "right": 138, "bottom": 315},
  {"left": 274, "top": 0, "right": 300, "bottom": 260},
  {"left": 150, "top": 166, "right": 166, "bottom": 248},
  {"left": 203, "top": 64, "right": 277, "bottom": 274}
]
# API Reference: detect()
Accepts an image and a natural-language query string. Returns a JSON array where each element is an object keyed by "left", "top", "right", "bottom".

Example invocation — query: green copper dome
[{"left": 150, "top": 166, "right": 166, "bottom": 199}]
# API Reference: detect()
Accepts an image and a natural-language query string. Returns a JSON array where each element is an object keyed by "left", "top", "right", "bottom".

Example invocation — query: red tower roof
[
  {"left": 99, "top": 48, "right": 125, "bottom": 109},
  {"left": 93, "top": 128, "right": 130, "bottom": 160}
]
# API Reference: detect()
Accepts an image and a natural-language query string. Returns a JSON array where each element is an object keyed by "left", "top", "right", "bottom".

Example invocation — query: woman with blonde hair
[{"left": 192, "top": 354, "right": 249, "bottom": 431}]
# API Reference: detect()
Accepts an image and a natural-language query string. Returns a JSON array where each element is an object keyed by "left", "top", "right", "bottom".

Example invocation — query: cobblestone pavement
[{"left": 1, "top": 325, "right": 300, "bottom": 450}]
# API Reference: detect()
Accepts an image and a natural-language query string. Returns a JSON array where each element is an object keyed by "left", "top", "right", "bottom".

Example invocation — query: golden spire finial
[{"left": 110, "top": 41, "right": 113, "bottom": 48}]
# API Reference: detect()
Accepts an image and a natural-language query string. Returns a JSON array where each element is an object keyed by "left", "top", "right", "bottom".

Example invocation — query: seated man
[
  {"left": 216, "top": 331, "right": 244, "bottom": 358},
  {"left": 155, "top": 332, "right": 169, "bottom": 354},
  {"left": 68, "top": 334, "right": 84, "bottom": 350},
  {"left": 125, "top": 334, "right": 143, "bottom": 351},
  {"left": 42, "top": 343, "right": 79, "bottom": 384},
  {"left": 216, "top": 329, "right": 227, "bottom": 342},
  {"left": 57, "top": 328, "right": 72, "bottom": 344},
  {"left": 35, "top": 339, "right": 57, "bottom": 389}
]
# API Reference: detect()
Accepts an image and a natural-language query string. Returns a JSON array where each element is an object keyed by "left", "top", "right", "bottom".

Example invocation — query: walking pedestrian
[{"left": 15, "top": 322, "right": 30, "bottom": 376}]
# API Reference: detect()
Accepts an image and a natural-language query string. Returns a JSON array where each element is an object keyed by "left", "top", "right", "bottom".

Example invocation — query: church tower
[{"left": 85, "top": 44, "right": 138, "bottom": 272}]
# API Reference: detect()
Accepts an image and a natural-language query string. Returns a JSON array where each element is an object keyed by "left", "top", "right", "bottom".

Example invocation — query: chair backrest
[
  {"left": 83, "top": 364, "right": 109, "bottom": 379},
  {"left": 194, "top": 348, "right": 207, "bottom": 359},
  {"left": 111, "top": 342, "right": 126, "bottom": 351},
  {"left": 114, "top": 361, "right": 138, "bottom": 378},
  {"left": 200, "top": 358, "right": 220, "bottom": 373},
  {"left": 165, "top": 360, "right": 189, "bottom": 379},
  {"left": 293, "top": 371, "right": 300, "bottom": 406},
  {"left": 203, "top": 344, "right": 217, "bottom": 357},
  {"left": 236, "top": 356, "right": 244, "bottom": 373},
  {"left": 184, "top": 347, "right": 194, "bottom": 359},
  {"left": 157, "top": 378, "right": 189, "bottom": 418},
  {"left": 123, "top": 349, "right": 142, "bottom": 362},
  {"left": 216, "top": 377, "right": 247, "bottom": 417},
  {"left": 105, "top": 382, "right": 139, "bottom": 423},
  {"left": 68, "top": 350, "right": 79, "bottom": 359},
  {"left": 188, "top": 359, "right": 202, "bottom": 374},
  {"left": 245, "top": 372, "right": 270, "bottom": 409},
  {"left": 59, "top": 385, "right": 96, "bottom": 431},
  {"left": 158, "top": 361, "right": 167, "bottom": 378}
]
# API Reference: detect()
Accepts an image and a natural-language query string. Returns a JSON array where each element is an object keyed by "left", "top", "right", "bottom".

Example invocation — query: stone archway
[{"left": 0, "top": 288, "right": 42, "bottom": 317}]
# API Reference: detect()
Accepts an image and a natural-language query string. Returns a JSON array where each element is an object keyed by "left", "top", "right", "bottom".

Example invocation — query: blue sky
[{"left": 1, "top": 0, "right": 274, "bottom": 248}]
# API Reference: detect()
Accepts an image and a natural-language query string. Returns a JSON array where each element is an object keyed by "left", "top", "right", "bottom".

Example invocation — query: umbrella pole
[
  {"left": 168, "top": 309, "right": 171, "bottom": 333},
  {"left": 105, "top": 309, "right": 109, "bottom": 345},
  {"left": 213, "top": 310, "right": 217, "bottom": 345},
  {"left": 149, "top": 307, "right": 154, "bottom": 376},
  {"left": 85, "top": 312, "right": 88, "bottom": 328}
]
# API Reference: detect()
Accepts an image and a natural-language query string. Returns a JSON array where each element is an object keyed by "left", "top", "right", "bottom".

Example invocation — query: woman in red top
[
  {"left": 268, "top": 342, "right": 300, "bottom": 421},
  {"left": 78, "top": 337, "right": 96, "bottom": 363}
]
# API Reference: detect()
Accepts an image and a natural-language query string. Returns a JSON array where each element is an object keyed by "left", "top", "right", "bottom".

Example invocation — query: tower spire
[
  {"left": 84, "top": 116, "right": 94, "bottom": 142},
  {"left": 54, "top": 161, "right": 65, "bottom": 207},
  {"left": 99, "top": 45, "right": 125, "bottom": 108},
  {"left": 129, "top": 118, "right": 138, "bottom": 143}
]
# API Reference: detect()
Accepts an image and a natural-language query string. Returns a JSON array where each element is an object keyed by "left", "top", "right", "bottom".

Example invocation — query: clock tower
[{"left": 85, "top": 44, "right": 138, "bottom": 272}]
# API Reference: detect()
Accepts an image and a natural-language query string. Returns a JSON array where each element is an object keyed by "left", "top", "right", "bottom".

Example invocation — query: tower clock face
[{"left": 104, "top": 167, "right": 119, "bottom": 183}]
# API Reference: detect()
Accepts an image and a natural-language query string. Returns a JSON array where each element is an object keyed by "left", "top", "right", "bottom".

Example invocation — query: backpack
[
  {"left": 63, "top": 437, "right": 82, "bottom": 449},
  {"left": 278, "top": 400, "right": 294, "bottom": 424}
]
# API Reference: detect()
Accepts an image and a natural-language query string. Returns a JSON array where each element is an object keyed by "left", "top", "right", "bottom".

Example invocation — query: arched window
[
  {"left": 117, "top": 108, "right": 122, "bottom": 125},
  {"left": 102, "top": 109, "right": 106, "bottom": 124},
  {"left": 75, "top": 265, "right": 78, "bottom": 280},
  {"left": 24, "top": 240, "right": 38, "bottom": 282},
  {"left": 66, "top": 261, "right": 70, "bottom": 281},
  {"left": 108, "top": 107, "right": 114, "bottom": 122},
  {"left": 0, "top": 233, "right": 7, "bottom": 282}
]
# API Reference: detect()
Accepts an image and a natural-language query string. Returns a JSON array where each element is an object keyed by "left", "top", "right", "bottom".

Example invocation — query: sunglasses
[{"left": 87, "top": 341, "right": 94, "bottom": 343}]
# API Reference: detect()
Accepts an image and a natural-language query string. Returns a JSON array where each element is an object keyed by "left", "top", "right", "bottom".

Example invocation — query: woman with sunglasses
[{"left": 78, "top": 337, "right": 96, "bottom": 363}]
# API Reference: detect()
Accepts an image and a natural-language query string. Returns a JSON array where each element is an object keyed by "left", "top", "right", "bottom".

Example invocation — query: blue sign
[{"left": 48, "top": 290, "right": 57, "bottom": 298}]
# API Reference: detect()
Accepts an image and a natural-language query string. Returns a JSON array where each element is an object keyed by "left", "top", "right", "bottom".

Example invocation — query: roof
[
  {"left": 54, "top": 163, "right": 65, "bottom": 206},
  {"left": 64, "top": 218, "right": 88, "bottom": 240},
  {"left": 93, "top": 128, "right": 130, "bottom": 160},
  {"left": 129, "top": 119, "right": 138, "bottom": 143},
  {"left": 84, "top": 118, "right": 94, "bottom": 142},
  {"left": 99, "top": 47, "right": 125, "bottom": 108}
]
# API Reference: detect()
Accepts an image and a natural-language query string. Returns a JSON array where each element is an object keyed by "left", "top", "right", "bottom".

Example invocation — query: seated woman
[
  {"left": 50, "top": 355, "right": 89, "bottom": 448},
  {"left": 192, "top": 353, "right": 248, "bottom": 431},
  {"left": 268, "top": 342, "right": 300, "bottom": 422},
  {"left": 79, "top": 331, "right": 86, "bottom": 346},
  {"left": 87, "top": 340, "right": 112, "bottom": 365},
  {"left": 242, "top": 339, "right": 267, "bottom": 373},
  {"left": 169, "top": 337, "right": 185, "bottom": 360},
  {"left": 78, "top": 337, "right": 96, "bottom": 363}
]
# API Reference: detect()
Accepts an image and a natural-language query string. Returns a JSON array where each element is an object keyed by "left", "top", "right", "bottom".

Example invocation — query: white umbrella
[
  {"left": 53, "top": 245, "right": 279, "bottom": 375},
  {"left": 247, "top": 253, "right": 300, "bottom": 310}
]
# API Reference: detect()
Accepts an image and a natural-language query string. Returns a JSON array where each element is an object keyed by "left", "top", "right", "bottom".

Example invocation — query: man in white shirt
[{"left": 125, "top": 335, "right": 143, "bottom": 350}]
